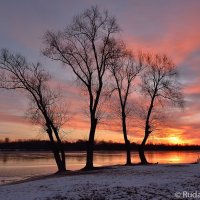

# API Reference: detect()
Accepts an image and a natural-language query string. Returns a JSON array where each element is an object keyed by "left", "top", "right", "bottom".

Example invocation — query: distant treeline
[{"left": 0, "top": 140, "right": 200, "bottom": 151}]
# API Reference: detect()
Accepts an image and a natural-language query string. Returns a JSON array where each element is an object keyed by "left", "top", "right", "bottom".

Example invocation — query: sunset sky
[{"left": 0, "top": 0, "right": 200, "bottom": 145}]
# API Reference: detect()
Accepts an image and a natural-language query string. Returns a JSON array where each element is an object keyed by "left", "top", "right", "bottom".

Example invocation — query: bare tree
[
  {"left": 0, "top": 49, "right": 68, "bottom": 172},
  {"left": 43, "top": 6, "right": 120, "bottom": 170},
  {"left": 108, "top": 49, "right": 143, "bottom": 165},
  {"left": 138, "top": 53, "right": 184, "bottom": 164}
]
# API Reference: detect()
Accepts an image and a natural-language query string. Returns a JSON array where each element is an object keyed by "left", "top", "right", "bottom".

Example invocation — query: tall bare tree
[
  {"left": 108, "top": 49, "right": 143, "bottom": 165},
  {"left": 43, "top": 6, "right": 120, "bottom": 169},
  {"left": 138, "top": 53, "right": 184, "bottom": 164},
  {"left": 0, "top": 49, "right": 68, "bottom": 172}
]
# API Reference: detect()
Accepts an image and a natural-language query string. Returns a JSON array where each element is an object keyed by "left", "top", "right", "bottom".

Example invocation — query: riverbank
[
  {"left": 0, "top": 163, "right": 199, "bottom": 200},
  {"left": 1, "top": 140, "right": 200, "bottom": 151}
]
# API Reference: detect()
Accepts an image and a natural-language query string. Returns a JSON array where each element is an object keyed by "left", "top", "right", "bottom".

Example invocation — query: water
[{"left": 0, "top": 150, "right": 199, "bottom": 184}]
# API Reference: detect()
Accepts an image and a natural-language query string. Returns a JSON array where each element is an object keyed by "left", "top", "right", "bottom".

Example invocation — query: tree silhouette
[
  {"left": 108, "top": 47, "right": 143, "bottom": 165},
  {"left": 43, "top": 6, "right": 121, "bottom": 170},
  {"left": 138, "top": 53, "right": 184, "bottom": 164},
  {"left": 0, "top": 49, "right": 68, "bottom": 172}
]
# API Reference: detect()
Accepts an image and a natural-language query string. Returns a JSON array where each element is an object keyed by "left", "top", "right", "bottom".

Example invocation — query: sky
[{"left": 0, "top": 0, "right": 200, "bottom": 145}]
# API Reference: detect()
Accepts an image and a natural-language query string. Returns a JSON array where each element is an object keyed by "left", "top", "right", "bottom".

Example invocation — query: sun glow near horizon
[{"left": 167, "top": 136, "right": 183, "bottom": 145}]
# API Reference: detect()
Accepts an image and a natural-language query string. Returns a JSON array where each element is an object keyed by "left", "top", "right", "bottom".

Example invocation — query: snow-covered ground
[{"left": 0, "top": 164, "right": 199, "bottom": 200}]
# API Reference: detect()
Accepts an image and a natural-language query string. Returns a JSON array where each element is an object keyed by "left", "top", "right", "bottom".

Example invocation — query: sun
[{"left": 168, "top": 136, "right": 182, "bottom": 144}]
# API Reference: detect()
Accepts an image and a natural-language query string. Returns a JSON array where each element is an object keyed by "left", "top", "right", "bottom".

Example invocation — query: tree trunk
[
  {"left": 53, "top": 144, "right": 66, "bottom": 172},
  {"left": 125, "top": 140, "right": 131, "bottom": 165},
  {"left": 46, "top": 126, "right": 66, "bottom": 172},
  {"left": 58, "top": 143, "right": 66, "bottom": 171},
  {"left": 139, "top": 91, "right": 156, "bottom": 165},
  {"left": 139, "top": 134, "right": 149, "bottom": 164},
  {"left": 85, "top": 116, "right": 97, "bottom": 170},
  {"left": 52, "top": 126, "right": 66, "bottom": 172},
  {"left": 55, "top": 141, "right": 66, "bottom": 172},
  {"left": 122, "top": 112, "right": 131, "bottom": 165}
]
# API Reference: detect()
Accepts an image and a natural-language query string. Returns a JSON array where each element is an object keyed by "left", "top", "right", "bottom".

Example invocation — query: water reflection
[
  {"left": 1, "top": 151, "right": 199, "bottom": 167},
  {"left": 0, "top": 150, "right": 199, "bottom": 184}
]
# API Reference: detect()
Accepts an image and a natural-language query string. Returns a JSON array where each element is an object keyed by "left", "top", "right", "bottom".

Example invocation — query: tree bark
[
  {"left": 139, "top": 133, "right": 149, "bottom": 164},
  {"left": 85, "top": 116, "right": 98, "bottom": 170},
  {"left": 122, "top": 112, "right": 131, "bottom": 165},
  {"left": 139, "top": 89, "right": 157, "bottom": 165},
  {"left": 46, "top": 125, "right": 66, "bottom": 172},
  {"left": 53, "top": 143, "right": 66, "bottom": 172},
  {"left": 51, "top": 125, "right": 66, "bottom": 171}
]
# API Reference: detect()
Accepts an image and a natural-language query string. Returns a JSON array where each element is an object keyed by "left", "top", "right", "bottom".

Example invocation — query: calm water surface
[{"left": 0, "top": 151, "right": 199, "bottom": 184}]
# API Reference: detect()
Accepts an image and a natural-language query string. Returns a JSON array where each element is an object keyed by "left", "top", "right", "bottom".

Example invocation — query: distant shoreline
[
  {"left": 1, "top": 140, "right": 200, "bottom": 151},
  {"left": 1, "top": 149, "right": 200, "bottom": 152}
]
